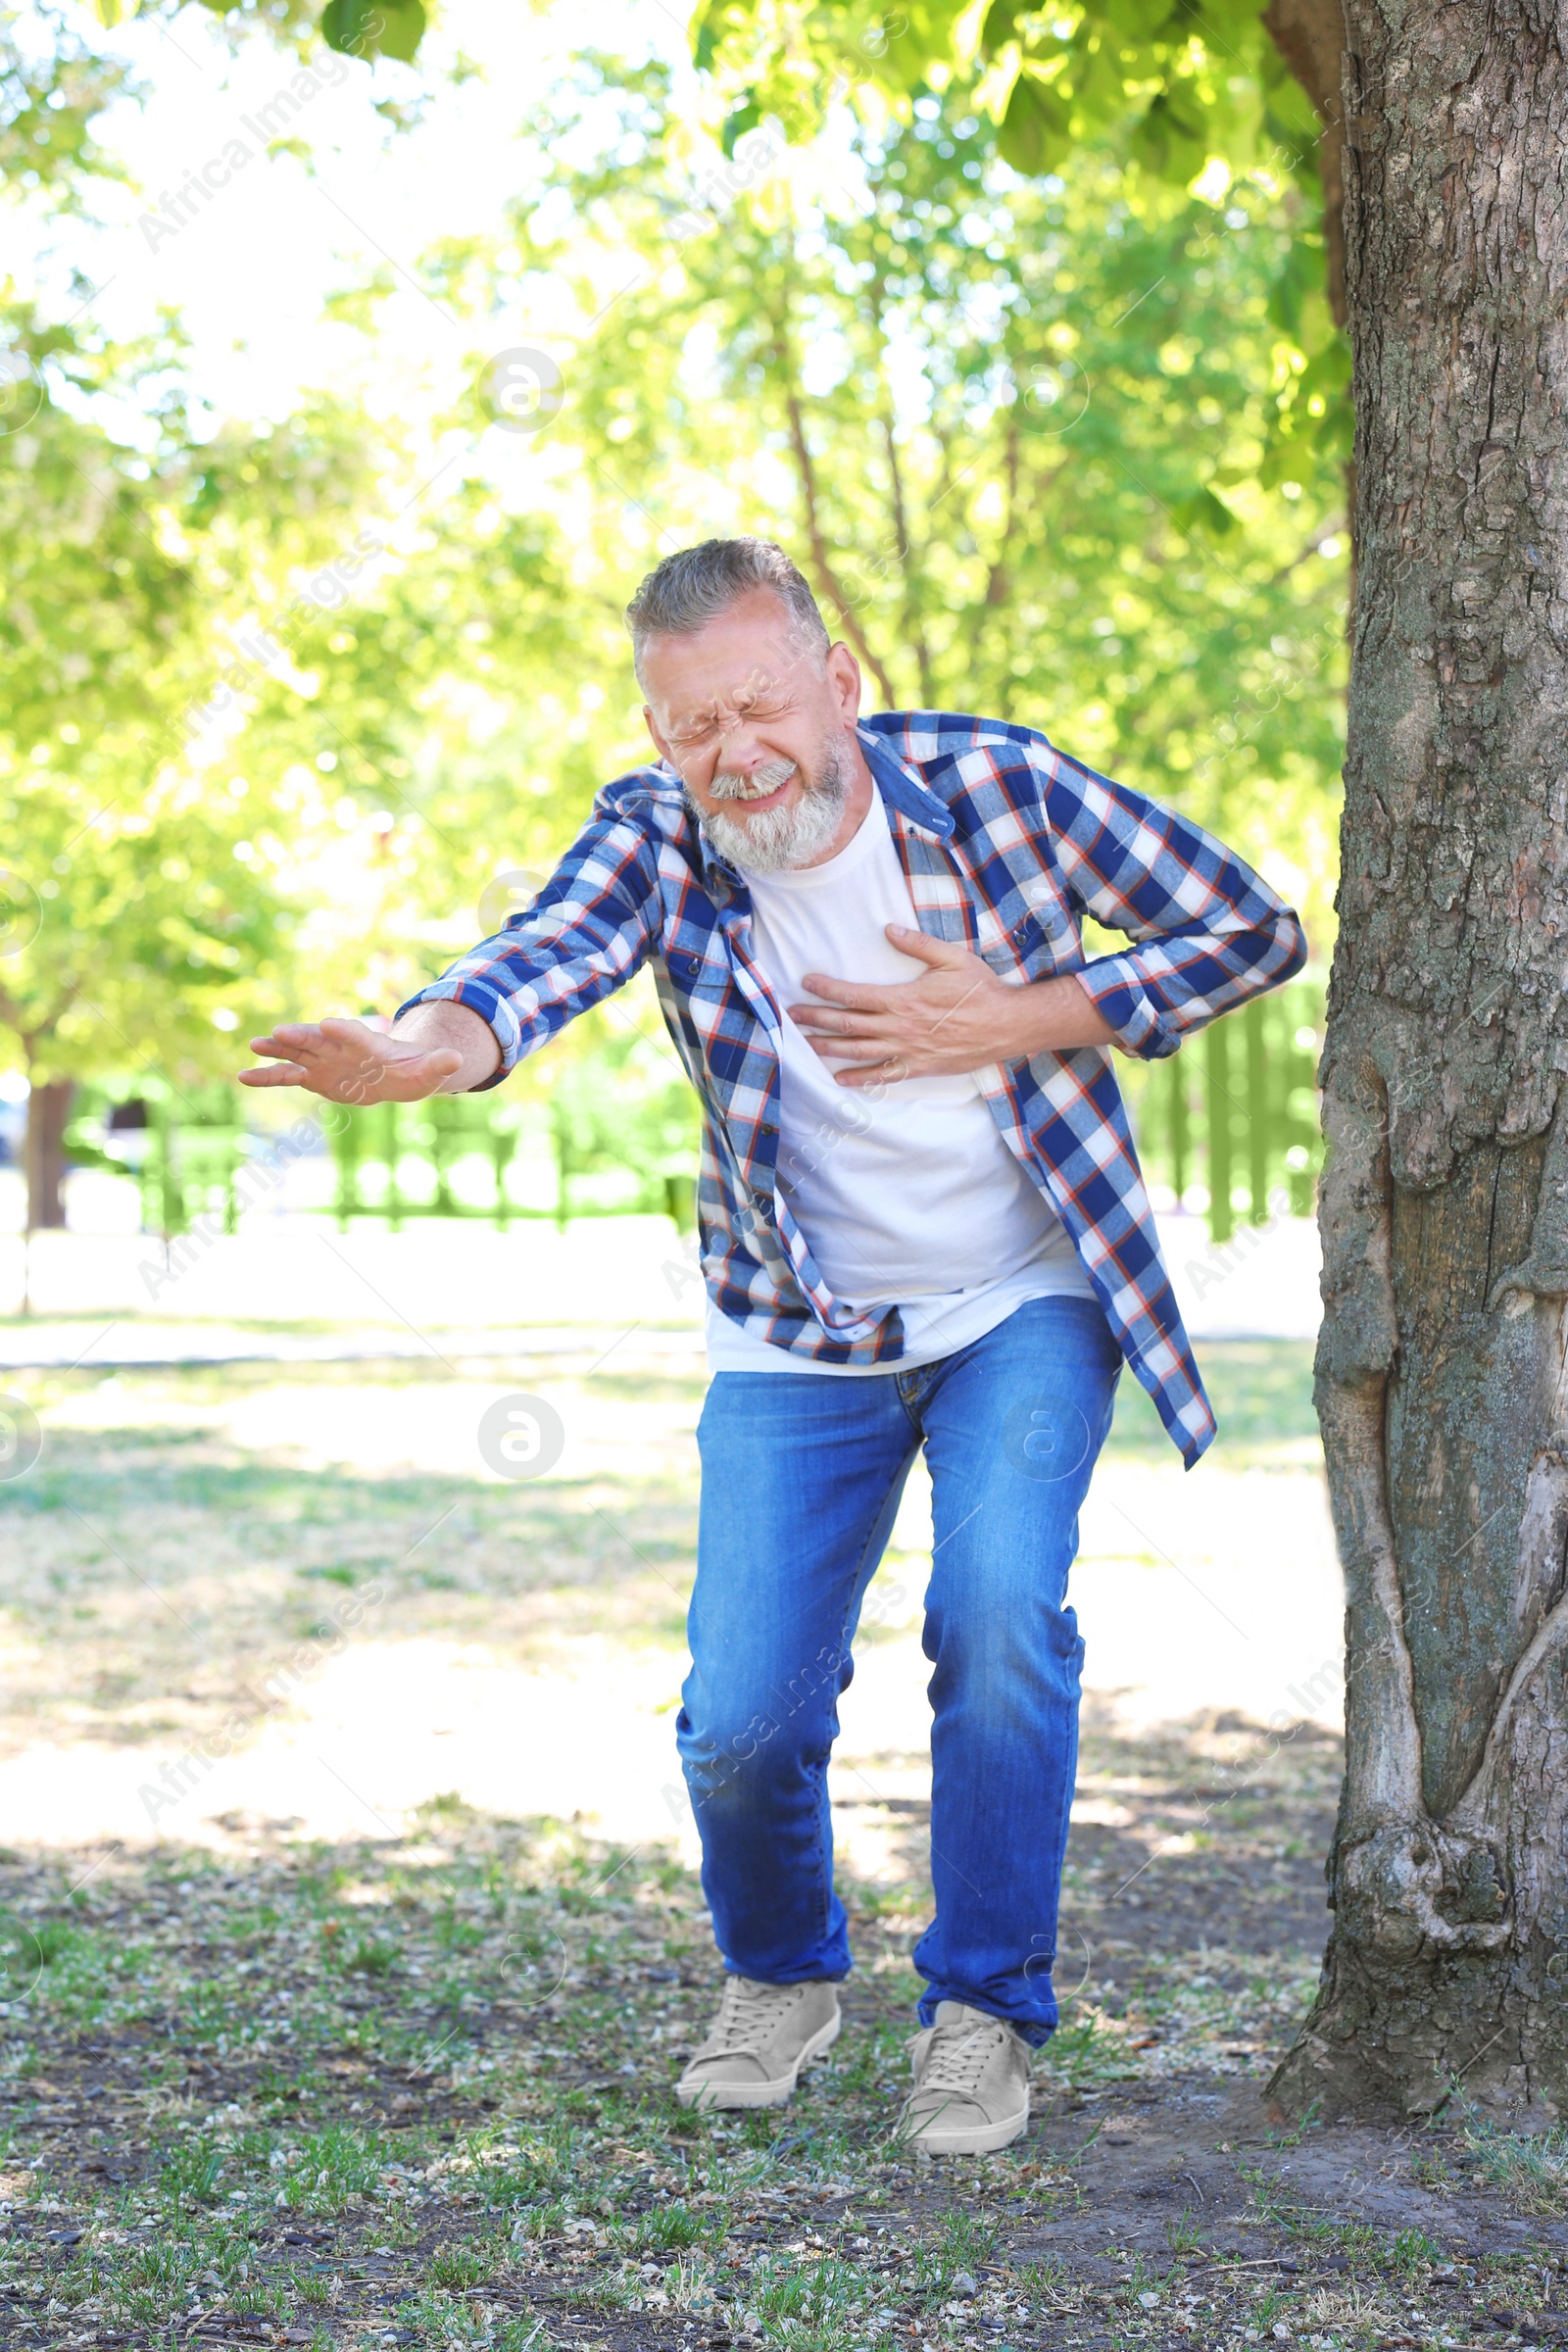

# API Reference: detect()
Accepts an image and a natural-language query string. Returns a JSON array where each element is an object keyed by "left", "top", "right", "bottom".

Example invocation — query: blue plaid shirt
[{"left": 402, "top": 713, "right": 1307, "bottom": 1465}]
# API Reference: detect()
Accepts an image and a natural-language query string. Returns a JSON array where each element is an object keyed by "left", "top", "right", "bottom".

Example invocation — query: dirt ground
[
  {"left": 0, "top": 1333, "right": 1561, "bottom": 2348},
  {"left": 0, "top": 1718, "right": 1562, "bottom": 2351}
]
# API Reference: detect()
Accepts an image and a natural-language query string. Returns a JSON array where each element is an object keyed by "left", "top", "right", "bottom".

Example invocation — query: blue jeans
[{"left": 675, "top": 1295, "right": 1121, "bottom": 2045}]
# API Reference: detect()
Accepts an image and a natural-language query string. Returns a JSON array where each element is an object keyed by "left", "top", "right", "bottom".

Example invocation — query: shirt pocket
[
  {"left": 664, "top": 939, "right": 731, "bottom": 1000},
  {"left": 989, "top": 876, "right": 1081, "bottom": 982}
]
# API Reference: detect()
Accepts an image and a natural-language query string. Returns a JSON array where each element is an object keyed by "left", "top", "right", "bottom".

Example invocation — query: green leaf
[
  {"left": 321, "top": 0, "right": 425, "bottom": 63},
  {"left": 1129, "top": 85, "right": 1211, "bottom": 182},
  {"left": 321, "top": 0, "right": 372, "bottom": 55},
  {"left": 1112, "top": 0, "right": 1183, "bottom": 35},
  {"left": 977, "top": 0, "right": 1033, "bottom": 42},
  {"left": 1200, "top": 0, "right": 1273, "bottom": 41},
  {"left": 1296, "top": 340, "right": 1349, "bottom": 400},
  {"left": 720, "top": 99, "right": 761, "bottom": 157},
  {"left": 1266, "top": 235, "right": 1333, "bottom": 344},
  {"left": 1173, "top": 486, "right": 1241, "bottom": 537},
  {"left": 997, "top": 74, "right": 1070, "bottom": 177},
  {"left": 374, "top": 0, "right": 426, "bottom": 64}
]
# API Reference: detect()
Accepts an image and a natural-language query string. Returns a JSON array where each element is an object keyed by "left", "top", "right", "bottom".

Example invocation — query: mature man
[{"left": 243, "top": 536, "right": 1305, "bottom": 2153}]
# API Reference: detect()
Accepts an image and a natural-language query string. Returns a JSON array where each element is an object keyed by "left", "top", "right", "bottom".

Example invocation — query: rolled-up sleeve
[
  {"left": 1039, "top": 743, "right": 1308, "bottom": 1060},
  {"left": 397, "top": 808, "right": 660, "bottom": 1090}
]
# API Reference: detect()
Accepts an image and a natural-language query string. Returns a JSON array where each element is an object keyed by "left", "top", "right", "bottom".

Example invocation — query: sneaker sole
[
  {"left": 675, "top": 2009, "right": 841, "bottom": 2111},
  {"left": 900, "top": 2098, "right": 1030, "bottom": 2156}
]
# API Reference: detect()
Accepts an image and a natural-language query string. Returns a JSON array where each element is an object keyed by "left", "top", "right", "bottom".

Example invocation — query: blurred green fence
[
  {"left": 325, "top": 1089, "right": 696, "bottom": 1233},
  {"left": 65, "top": 1084, "right": 249, "bottom": 1240},
  {"left": 66, "top": 981, "right": 1322, "bottom": 1245},
  {"left": 66, "top": 1065, "right": 699, "bottom": 1239},
  {"left": 1119, "top": 977, "right": 1324, "bottom": 1240}
]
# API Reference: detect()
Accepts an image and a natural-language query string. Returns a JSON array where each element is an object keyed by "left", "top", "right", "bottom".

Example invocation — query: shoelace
[
  {"left": 913, "top": 2016, "right": 1007, "bottom": 2095},
  {"left": 705, "top": 1978, "right": 802, "bottom": 2056}
]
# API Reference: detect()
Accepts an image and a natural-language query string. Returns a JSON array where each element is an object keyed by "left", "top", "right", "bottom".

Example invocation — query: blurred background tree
[{"left": 0, "top": 286, "right": 413, "bottom": 1224}]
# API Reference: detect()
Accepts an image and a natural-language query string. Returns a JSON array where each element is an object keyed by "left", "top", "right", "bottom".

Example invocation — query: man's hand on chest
[{"left": 788, "top": 923, "right": 1117, "bottom": 1087}]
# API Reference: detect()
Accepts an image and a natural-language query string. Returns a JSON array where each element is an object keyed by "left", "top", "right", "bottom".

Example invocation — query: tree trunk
[
  {"left": 1270, "top": 5, "right": 1568, "bottom": 2121},
  {"left": 24, "top": 1079, "right": 73, "bottom": 1232}
]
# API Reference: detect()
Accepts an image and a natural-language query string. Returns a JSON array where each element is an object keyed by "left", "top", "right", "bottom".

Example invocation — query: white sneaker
[
  {"left": 675, "top": 1977, "right": 841, "bottom": 2111},
  {"left": 899, "top": 2000, "right": 1032, "bottom": 2154}
]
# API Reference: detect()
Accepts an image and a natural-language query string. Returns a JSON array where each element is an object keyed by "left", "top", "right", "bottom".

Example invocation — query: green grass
[
  {"left": 0, "top": 1343, "right": 1553, "bottom": 2352},
  {"left": 1457, "top": 2110, "right": 1568, "bottom": 2213},
  {"left": 0, "top": 1800, "right": 1553, "bottom": 2352},
  {"left": 0, "top": 1803, "right": 1309, "bottom": 2347},
  {"left": 425, "top": 2239, "right": 497, "bottom": 2287}
]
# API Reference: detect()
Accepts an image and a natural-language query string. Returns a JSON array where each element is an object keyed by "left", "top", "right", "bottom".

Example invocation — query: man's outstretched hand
[{"left": 239, "top": 1004, "right": 501, "bottom": 1102}]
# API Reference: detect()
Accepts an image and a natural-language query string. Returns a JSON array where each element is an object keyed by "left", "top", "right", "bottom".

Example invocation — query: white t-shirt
[{"left": 705, "top": 786, "right": 1094, "bottom": 1376}]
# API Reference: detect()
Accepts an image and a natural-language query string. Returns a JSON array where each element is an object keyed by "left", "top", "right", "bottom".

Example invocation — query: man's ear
[
  {"left": 643, "top": 704, "right": 673, "bottom": 764},
  {"left": 826, "top": 641, "right": 862, "bottom": 720}
]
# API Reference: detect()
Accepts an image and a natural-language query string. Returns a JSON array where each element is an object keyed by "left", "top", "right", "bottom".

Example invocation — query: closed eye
[{"left": 667, "top": 695, "right": 795, "bottom": 747}]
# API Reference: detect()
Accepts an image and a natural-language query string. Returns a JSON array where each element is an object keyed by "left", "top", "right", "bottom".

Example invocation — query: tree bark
[
  {"left": 24, "top": 1078, "right": 74, "bottom": 1231},
  {"left": 1270, "top": 4, "right": 1568, "bottom": 2120}
]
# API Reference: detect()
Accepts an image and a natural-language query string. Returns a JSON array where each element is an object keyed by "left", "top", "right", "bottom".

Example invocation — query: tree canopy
[
  {"left": 4, "top": 3, "right": 1348, "bottom": 1120},
  {"left": 416, "top": 55, "right": 1346, "bottom": 937}
]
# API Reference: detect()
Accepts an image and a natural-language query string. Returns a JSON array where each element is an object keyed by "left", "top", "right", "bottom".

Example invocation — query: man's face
[{"left": 641, "top": 589, "right": 866, "bottom": 872}]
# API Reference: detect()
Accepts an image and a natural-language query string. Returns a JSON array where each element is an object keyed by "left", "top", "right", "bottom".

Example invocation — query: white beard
[{"left": 695, "top": 743, "right": 850, "bottom": 876}]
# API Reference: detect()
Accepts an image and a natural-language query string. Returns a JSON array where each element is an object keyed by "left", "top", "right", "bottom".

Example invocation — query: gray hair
[{"left": 625, "top": 537, "right": 830, "bottom": 684}]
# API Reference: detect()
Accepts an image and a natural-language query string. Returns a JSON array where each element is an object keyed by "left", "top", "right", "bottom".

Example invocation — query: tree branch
[
  {"left": 1449, "top": 1582, "right": 1568, "bottom": 1836},
  {"left": 1448, "top": 1443, "right": 1568, "bottom": 1837},
  {"left": 774, "top": 343, "right": 900, "bottom": 710},
  {"left": 1313, "top": 1060, "right": 1426, "bottom": 1820},
  {"left": 1260, "top": 0, "right": 1348, "bottom": 330},
  {"left": 982, "top": 416, "right": 1022, "bottom": 611},
  {"left": 881, "top": 409, "right": 932, "bottom": 708},
  {"left": 1317, "top": 1375, "right": 1426, "bottom": 1826},
  {"left": 1263, "top": 514, "right": 1346, "bottom": 591}
]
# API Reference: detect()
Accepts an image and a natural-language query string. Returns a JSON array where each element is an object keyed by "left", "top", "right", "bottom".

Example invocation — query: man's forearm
[
  {"left": 389, "top": 999, "right": 503, "bottom": 1092},
  {"left": 1008, "top": 974, "right": 1119, "bottom": 1057}
]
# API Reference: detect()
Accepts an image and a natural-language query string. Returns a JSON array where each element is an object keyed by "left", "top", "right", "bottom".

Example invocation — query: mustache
[{"left": 708, "top": 758, "right": 798, "bottom": 803}]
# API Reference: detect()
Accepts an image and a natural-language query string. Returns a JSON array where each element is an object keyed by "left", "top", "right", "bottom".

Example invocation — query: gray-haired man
[{"left": 244, "top": 537, "right": 1304, "bottom": 2150}]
